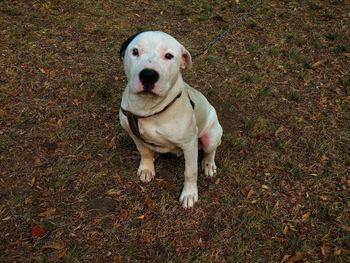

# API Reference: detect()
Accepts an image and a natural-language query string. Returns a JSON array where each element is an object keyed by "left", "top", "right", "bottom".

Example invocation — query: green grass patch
[
  {"left": 325, "top": 33, "right": 337, "bottom": 41},
  {"left": 307, "top": 1, "right": 322, "bottom": 10},
  {"left": 226, "top": 136, "right": 248, "bottom": 152},
  {"left": 284, "top": 162, "right": 303, "bottom": 180},
  {"left": 334, "top": 44, "right": 350, "bottom": 53},
  {"left": 288, "top": 90, "right": 303, "bottom": 102},
  {"left": 259, "top": 86, "right": 274, "bottom": 96},
  {"left": 341, "top": 76, "right": 350, "bottom": 95},
  {"left": 240, "top": 74, "right": 258, "bottom": 84},
  {"left": 243, "top": 116, "right": 256, "bottom": 132},
  {"left": 287, "top": 233, "right": 308, "bottom": 254},
  {"left": 312, "top": 39, "right": 325, "bottom": 51},
  {"left": 243, "top": 213, "right": 261, "bottom": 235},
  {"left": 288, "top": 48, "right": 311, "bottom": 69},
  {"left": 277, "top": 137, "right": 288, "bottom": 150}
]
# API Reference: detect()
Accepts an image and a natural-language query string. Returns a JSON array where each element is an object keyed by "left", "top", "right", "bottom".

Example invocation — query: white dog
[{"left": 119, "top": 31, "right": 222, "bottom": 208}]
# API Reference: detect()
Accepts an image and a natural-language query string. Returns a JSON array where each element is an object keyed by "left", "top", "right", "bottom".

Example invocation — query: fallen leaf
[
  {"left": 57, "top": 119, "right": 63, "bottom": 128},
  {"left": 106, "top": 189, "right": 121, "bottom": 197},
  {"left": 321, "top": 154, "right": 328, "bottom": 162},
  {"left": 144, "top": 196, "right": 153, "bottom": 208},
  {"left": 287, "top": 252, "right": 304, "bottom": 263},
  {"left": 72, "top": 99, "right": 81, "bottom": 106},
  {"left": 43, "top": 242, "right": 64, "bottom": 250},
  {"left": 247, "top": 187, "right": 255, "bottom": 198},
  {"left": 34, "top": 156, "right": 42, "bottom": 164},
  {"left": 283, "top": 225, "right": 289, "bottom": 235},
  {"left": 274, "top": 126, "right": 285, "bottom": 137},
  {"left": 302, "top": 211, "right": 311, "bottom": 222},
  {"left": 340, "top": 225, "right": 350, "bottom": 232},
  {"left": 319, "top": 97, "right": 328, "bottom": 108},
  {"left": 38, "top": 208, "right": 56, "bottom": 218},
  {"left": 119, "top": 210, "right": 129, "bottom": 220},
  {"left": 320, "top": 195, "right": 328, "bottom": 201},
  {"left": 58, "top": 250, "right": 66, "bottom": 259},
  {"left": 289, "top": 224, "right": 297, "bottom": 232},
  {"left": 321, "top": 244, "right": 330, "bottom": 256},
  {"left": 112, "top": 255, "right": 123, "bottom": 263},
  {"left": 137, "top": 215, "right": 145, "bottom": 220},
  {"left": 334, "top": 248, "right": 342, "bottom": 256},
  {"left": 311, "top": 111, "right": 322, "bottom": 121},
  {"left": 25, "top": 196, "right": 32, "bottom": 204},
  {"left": 274, "top": 200, "right": 280, "bottom": 208},
  {"left": 109, "top": 136, "right": 117, "bottom": 149},
  {"left": 311, "top": 60, "right": 324, "bottom": 68},
  {"left": 39, "top": 67, "right": 49, "bottom": 74},
  {"left": 31, "top": 226, "right": 48, "bottom": 240},
  {"left": 282, "top": 254, "right": 290, "bottom": 262},
  {"left": 30, "top": 177, "right": 36, "bottom": 187},
  {"left": 262, "top": 184, "right": 270, "bottom": 190},
  {"left": 341, "top": 176, "right": 350, "bottom": 186},
  {"left": 341, "top": 248, "right": 350, "bottom": 255}
]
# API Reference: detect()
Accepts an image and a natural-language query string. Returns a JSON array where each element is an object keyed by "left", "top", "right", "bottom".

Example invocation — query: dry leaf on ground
[{"left": 38, "top": 208, "right": 56, "bottom": 218}]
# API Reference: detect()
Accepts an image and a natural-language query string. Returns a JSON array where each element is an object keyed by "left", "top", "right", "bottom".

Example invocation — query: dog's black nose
[{"left": 139, "top": 69, "right": 159, "bottom": 88}]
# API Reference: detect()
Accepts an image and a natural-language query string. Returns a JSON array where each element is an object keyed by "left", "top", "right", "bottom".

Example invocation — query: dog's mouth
[
  {"left": 137, "top": 90, "right": 158, "bottom": 96},
  {"left": 137, "top": 83, "right": 159, "bottom": 96}
]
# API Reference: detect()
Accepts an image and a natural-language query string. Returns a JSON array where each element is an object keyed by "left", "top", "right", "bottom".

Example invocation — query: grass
[{"left": 1, "top": 0, "right": 350, "bottom": 262}]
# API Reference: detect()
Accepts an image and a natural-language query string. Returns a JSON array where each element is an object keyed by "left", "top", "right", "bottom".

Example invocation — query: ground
[{"left": 1, "top": 0, "right": 349, "bottom": 262}]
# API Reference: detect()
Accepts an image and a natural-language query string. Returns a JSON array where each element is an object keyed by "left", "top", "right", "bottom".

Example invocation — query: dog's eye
[
  {"left": 132, "top": 48, "right": 139, "bottom": 56},
  {"left": 165, "top": 53, "right": 174, "bottom": 60}
]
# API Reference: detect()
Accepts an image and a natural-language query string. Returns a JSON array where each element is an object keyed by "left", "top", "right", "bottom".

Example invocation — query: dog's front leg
[
  {"left": 130, "top": 134, "right": 155, "bottom": 183},
  {"left": 179, "top": 138, "right": 198, "bottom": 208}
]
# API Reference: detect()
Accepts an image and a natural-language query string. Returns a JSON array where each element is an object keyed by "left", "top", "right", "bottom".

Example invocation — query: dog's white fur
[{"left": 119, "top": 31, "right": 222, "bottom": 208}]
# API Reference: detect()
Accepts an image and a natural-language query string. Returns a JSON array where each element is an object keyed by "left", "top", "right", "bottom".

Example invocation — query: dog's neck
[{"left": 122, "top": 75, "right": 184, "bottom": 117}]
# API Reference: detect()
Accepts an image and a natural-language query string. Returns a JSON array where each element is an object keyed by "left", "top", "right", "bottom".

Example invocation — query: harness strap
[{"left": 121, "top": 91, "right": 195, "bottom": 146}]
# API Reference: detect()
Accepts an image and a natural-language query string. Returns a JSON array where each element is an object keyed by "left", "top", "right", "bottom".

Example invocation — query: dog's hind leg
[{"left": 200, "top": 122, "right": 223, "bottom": 177}]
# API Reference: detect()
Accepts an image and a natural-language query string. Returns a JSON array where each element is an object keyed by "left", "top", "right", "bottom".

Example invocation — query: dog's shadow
[{"left": 119, "top": 135, "right": 211, "bottom": 190}]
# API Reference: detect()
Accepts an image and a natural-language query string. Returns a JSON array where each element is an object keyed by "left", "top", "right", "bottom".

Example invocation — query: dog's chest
[
  {"left": 138, "top": 117, "right": 178, "bottom": 153},
  {"left": 138, "top": 118, "right": 159, "bottom": 141}
]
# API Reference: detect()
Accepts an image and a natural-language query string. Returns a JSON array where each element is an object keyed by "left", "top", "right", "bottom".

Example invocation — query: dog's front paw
[
  {"left": 137, "top": 160, "right": 155, "bottom": 183},
  {"left": 138, "top": 168, "right": 155, "bottom": 183},
  {"left": 179, "top": 183, "right": 198, "bottom": 208},
  {"left": 201, "top": 158, "right": 217, "bottom": 177}
]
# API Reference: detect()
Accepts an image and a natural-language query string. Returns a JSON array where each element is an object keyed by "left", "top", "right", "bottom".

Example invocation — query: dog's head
[{"left": 120, "top": 31, "right": 192, "bottom": 97}]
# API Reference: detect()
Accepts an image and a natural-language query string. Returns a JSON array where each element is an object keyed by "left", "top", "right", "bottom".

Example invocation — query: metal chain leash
[{"left": 192, "top": 0, "right": 263, "bottom": 60}]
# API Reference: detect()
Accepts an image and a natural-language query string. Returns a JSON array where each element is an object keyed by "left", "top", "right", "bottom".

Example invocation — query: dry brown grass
[{"left": 1, "top": 0, "right": 349, "bottom": 262}]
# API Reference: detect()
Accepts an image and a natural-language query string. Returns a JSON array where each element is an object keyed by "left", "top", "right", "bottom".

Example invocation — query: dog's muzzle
[{"left": 139, "top": 68, "right": 159, "bottom": 92}]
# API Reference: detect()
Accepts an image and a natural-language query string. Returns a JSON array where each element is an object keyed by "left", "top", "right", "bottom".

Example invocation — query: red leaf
[
  {"left": 112, "top": 255, "right": 123, "bottom": 263},
  {"left": 31, "top": 226, "right": 48, "bottom": 239}
]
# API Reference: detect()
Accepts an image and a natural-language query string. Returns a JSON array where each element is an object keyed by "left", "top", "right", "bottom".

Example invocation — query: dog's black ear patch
[{"left": 120, "top": 31, "right": 146, "bottom": 61}]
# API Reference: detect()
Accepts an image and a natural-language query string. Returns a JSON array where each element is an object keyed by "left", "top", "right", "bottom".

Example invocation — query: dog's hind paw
[
  {"left": 201, "top": 159, "right": 217, "bottom": 177},
  {"left": 138, "top": 169, "right": 155, "bottom": 183},
  {"left": 179, "top": 183, "right": 198, "bottom": 208}
]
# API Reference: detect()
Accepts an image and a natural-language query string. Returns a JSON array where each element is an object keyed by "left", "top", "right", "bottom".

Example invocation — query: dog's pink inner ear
[{"left": 181, "top": 50, "right": 192, "bottom": 69}]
